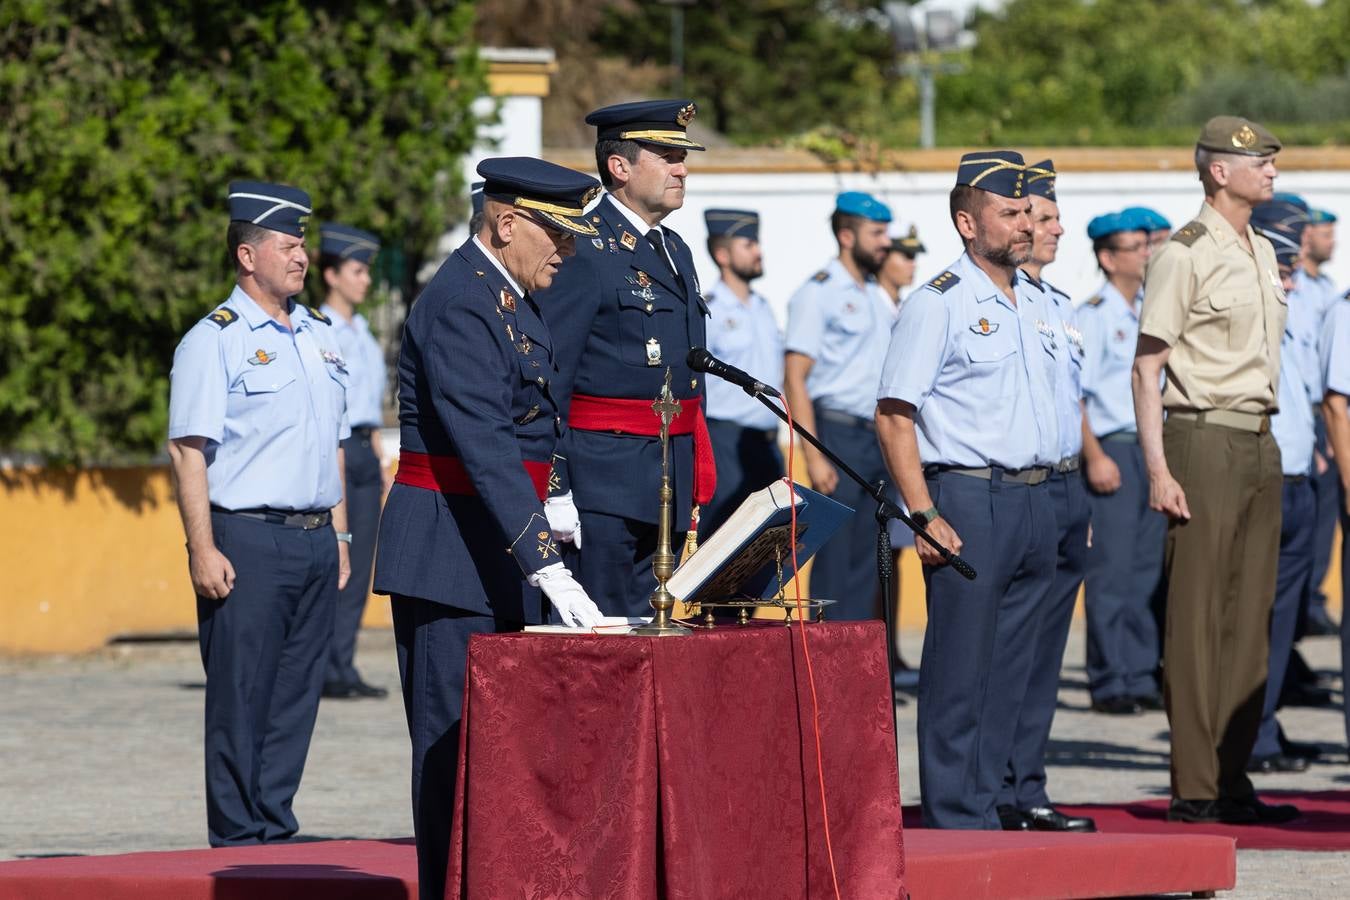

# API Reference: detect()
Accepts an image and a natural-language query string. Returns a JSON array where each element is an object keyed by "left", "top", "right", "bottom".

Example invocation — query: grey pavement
[{"left": 3, "top": 624, "right": 1350, "bottom": 897}]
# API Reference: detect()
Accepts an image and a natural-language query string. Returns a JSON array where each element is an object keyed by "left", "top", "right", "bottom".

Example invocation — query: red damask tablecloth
[{"left": 446, "top": 620, "right": 906, "bottom": 899}]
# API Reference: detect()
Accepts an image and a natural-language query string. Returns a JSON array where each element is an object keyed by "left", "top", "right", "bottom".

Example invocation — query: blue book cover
[{"left": 668, "top": 478, "right": 852, "bottom": 604}]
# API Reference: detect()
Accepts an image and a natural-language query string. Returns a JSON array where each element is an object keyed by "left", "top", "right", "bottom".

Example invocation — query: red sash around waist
[
  {"left": 395, "top": 451, "right": 551, "bottom": 501},
  {"left": 568, "top": 393, "right": 717, "bottom": 508}
]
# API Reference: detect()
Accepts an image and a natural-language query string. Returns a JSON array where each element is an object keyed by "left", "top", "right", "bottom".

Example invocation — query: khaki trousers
[{"left": 1162, "top": 415, "right": 1282, "bottom": 801}]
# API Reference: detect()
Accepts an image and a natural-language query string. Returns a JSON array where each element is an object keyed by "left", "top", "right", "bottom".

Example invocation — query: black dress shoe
[
  {"left": 1236, "top": 796, "right": 1300, "bottom": 824},
  {"left": 1132, "top": 691, "right": 1165, "bottom": 711},
  {"left": 1247, "top": 753, "right": 1310, "bottom": 774},
  {"left": 349, "top": 679, "right": 389, "bottom": 699},
  {"left": 1022, "top": 805, "right": 1096, "bottom": 832},
  {"left": 1090, "top": 695, "right": 1143, "bottom": 715},
  {"left": 1280, "top": 735, "right": 1322, "bottom": 761},
  {"left": 996, "top": 805, "right": 1030, "bottom": 831},
  {"left": 1281, "top": 683, "right": 1335, "bottom": 708},
  {"left": 1305, "top": 610, "right": 1339, "bottom": 636},
  {"left": 1167, "top": 798, "right": 1257, "bottom": 825},
  {"left": 322, "top": 681, "right": 359, "bottom": 699}
]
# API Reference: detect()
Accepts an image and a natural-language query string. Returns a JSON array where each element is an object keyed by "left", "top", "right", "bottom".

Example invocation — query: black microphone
[{"left": 687, "top": 348, "right": 782, "bottom": 399}]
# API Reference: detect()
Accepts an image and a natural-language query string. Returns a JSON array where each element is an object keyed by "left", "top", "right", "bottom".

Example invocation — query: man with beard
[
  {"left": 876, "top": 151, "right": 1059, "bottom": 828},
  {"left": 539, "top": 99, "right": 713, "bottom": 618},
  {"left": 373, "top": 157, "right": 605, "bottom": 900},
  {"left": 999, "top": 160, "right": 1095, "bottom": 833},
  {"left": 783, "top": 191, "right": 893, "bottom": 617},
  {"left": 700, "top": 209, "right": 784, "bottom": 535},
  {"left": 1133, "top": 116, "right": 1295, "bottom": 825}
]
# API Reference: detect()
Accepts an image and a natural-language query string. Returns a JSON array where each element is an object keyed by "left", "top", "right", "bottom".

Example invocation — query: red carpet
[
  {"left": 0, "top": 832, "right": 1235, "bottom": 900},
  {"left": 904, "top": 790, "right": 1350, "bottom": 851}
]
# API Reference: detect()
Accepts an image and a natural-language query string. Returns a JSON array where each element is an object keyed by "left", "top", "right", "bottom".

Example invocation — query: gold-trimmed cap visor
[
  {"left": 515, "top": 198, "right": 599, "bottom": 237},
  {"left": 475, "top": 156, "right": 602, "bottom": 237},
  {"left": 618, "top": 129, "right": 707, "bottom": 150}
]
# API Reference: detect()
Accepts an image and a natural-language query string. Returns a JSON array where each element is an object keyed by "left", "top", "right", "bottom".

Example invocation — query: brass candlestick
[{"left": 631, "top": 368, "right": 690, "bottom": 637}]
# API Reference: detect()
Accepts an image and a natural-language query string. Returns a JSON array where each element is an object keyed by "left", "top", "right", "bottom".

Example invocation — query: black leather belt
[
  {"left": 924, "top": 464, "right": 1051, "bottom": 486},
  {"left": 817, "top": 408, "right": 876, "bottom": 432},
  {"left": 350, "top": 425, "right": 377, "bottom": 438},
  {"left": 211, "top": 507, "right": 332, "bottom": 529},
  {"left": 1100, "top": 431, "right": 1138, "bottom": 444},
  {"left": 1284, "top": 474, "right": 1309, "bottom": 485}
]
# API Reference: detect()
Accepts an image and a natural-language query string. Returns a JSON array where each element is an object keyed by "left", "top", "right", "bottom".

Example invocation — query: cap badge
[
  {"left": 635, "top": 270, "right": 652, "bottom": 288},
  {"left": 1233, "top": 124, "right": 1257, "bottom": 150},
  {"left": 676, "top": 102, "right": 697, "bottom": 126},
  {"left": 247, "top": 349, "right": 276, "bottom": 366}
]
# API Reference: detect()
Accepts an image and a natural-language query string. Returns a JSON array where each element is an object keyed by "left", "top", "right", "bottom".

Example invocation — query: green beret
[{"left": 1196, "top": 115, "right": 1281, "bottom": 156}]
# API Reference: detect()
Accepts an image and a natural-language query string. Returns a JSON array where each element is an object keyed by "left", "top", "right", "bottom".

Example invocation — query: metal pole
[{"left": 919, "top": 63, "right": 936, "bottom": 149}]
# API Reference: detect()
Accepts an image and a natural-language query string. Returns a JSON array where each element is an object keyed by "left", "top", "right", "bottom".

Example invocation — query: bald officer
[
  {"left": 784, "top": 191, "right": 893, "bottom": 618},
  {"left": 373, "top": 158, "right": 605, "bottom": 900},
  {"left": 168, "top": 180, "right": 351, "bottom": 847},
  {"left": 1133, "top": 116, "right": 1297, "bottom": 825},
  {"left": 539, "top": 99, "right": 713, "bottom": 617},
  {"left": 701, "top": 208, "right": 784, "bottom": 534},
  {"left": 877, "top": 151, "right": 1059, "bottom": 829}
]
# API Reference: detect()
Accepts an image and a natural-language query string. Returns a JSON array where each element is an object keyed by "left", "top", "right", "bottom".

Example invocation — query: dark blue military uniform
[
  {"left": 540, "top": 100, "right": 711, "bottom": 617},
  {"left": 372, "top": 158, "right": 600, "bottom": 900}
]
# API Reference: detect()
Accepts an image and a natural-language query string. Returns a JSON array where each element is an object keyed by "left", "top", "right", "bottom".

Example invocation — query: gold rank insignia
[
  {"left": 536, "top": 530, "right": 558, "bottom": 560},
  {"left": 548, "top": 465, "right": 561, "bottom": 494},
  {"left": 499, "top": 287, "right": 516, "bottom": 313},
  {"left": 927, "top": 271, "right": 961, "bottom": 294},
  {"left": 970, "top": 317, "right": 999, "bottom": 335},
  {"left": 676, "top": 102, "right": 697, "bottom": 126},
  {"left": 620, "top": 231, "right": 638, "bottom": 251},
  {"left": 208, "top": 307, "right": 239, "bottom": 328},
  {"left": 247, "top": 348, "right": 276, "bottom": 366}
]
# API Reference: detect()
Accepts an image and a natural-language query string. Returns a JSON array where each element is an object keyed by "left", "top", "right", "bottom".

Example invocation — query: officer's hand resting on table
[
  {"left": 190, "top": 545, "right": 236, "bottom": 600},
  {"left": 530, "top": 563, "right": 604, "bottom": 628},
  {"left": 544, "top": 491, "right": 583, "bottom": 548},
  {"left": 916, "top": 516, "right": 961, "bottom": 567}
]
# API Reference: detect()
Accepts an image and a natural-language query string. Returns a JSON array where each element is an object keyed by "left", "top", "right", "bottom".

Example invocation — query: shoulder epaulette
[
  {"left": 305, "top": 305, "right": 331, "bottom": 325},
  {"left": 207, "top": 307, "right": 238, "bottom": 328},
  {"left": 811, "top": 270, "right": 830, "bottom": 283},
  {"left": 925, "top": 271, "right": 961, "bottom": 294},
  {"left": 1085, "top": 294, "right": 1105, "bottom": 307},
  {"left": 1170, "top": 221, "right": 1207, "bottom": 247}
]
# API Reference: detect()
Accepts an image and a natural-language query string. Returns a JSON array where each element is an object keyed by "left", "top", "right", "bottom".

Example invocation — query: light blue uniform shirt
[
  {"left": 785, "top": 257, "right": 893, "bottom": 420},
  {"left": 703, "top": 280, "right": 784, "bottom": 430},
  {"left": 1078, "top": 281, "right": 1144, "bottom": 438},
  {"left": 1272, "top": 324, "right": 1315, "bottom": 476},
  {"left": 1286, "top": 271, "right": 1330, "bottom": 403},
  {"left": 1296, "top": 268, "right": 1339, "bottom": 323},
  {"left": 320, "top": 305, "right": 386, "bottom": 429},
  {"left": 1026, "top": 277, "right": 1084, "bottom": 460},
  {"left": 878, "top": 252, "right": 1059, "bottom": 468},
  {"left": 1322, "top": 296, "right": 1350, "bottom": 403},
  {"left": 169, "top": 285, "right": 351, "bottom": 511}
]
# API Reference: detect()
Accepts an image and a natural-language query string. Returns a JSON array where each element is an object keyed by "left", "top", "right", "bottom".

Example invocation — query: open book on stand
[{"left": 668, "top": 478, "right": 852, "bottom": 605}]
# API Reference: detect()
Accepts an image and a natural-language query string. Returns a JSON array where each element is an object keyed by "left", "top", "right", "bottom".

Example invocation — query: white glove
[
  {"left": 544, "top": 492, "right": 583, "bottom": 548},
  {"left": 529, "top": 562, "right": 604, "bottom": 629}
]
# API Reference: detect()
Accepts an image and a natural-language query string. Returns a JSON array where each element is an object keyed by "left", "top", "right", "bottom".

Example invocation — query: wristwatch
[
  {"left": 911, "top": 507, "right": 939, "bottom": 528},
  {"left": 335, "top": 532, "right": 353, "bottom": 544}
]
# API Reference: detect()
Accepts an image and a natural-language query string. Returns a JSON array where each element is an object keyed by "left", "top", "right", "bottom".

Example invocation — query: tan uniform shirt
[{"left": 1139, "top": 201, "right": 1287, "bottom": 414}]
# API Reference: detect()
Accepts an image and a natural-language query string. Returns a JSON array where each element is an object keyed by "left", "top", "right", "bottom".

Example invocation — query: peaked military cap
[
  {"left": 228, "top": 180, "right": 312, "bottom": 237},
  {"left": 477, "top": 156, "right": 602, "bottom": 237},
  {"left": 835, "top": 190, "right": 892, "bottom": 222},
  {"left": 319, "top": 223, "right": 380, "bottom": 265},
  {"left": 955, "top": 150, "right": 1028, "bottom": 198},
  {"left": 470, "top": 180, "right": 485, "bottom": 217},
  {"left": 1196, "top": 115, "right": 1281, "bottom": 156},
  {"left": 1086, "top": 212, "right": 1138, "bottom": 241},
  {"left": 890, "top": 224, "right": 925, "bottom": 257},
  {"left": 1026, "top": 159, "right": 1056, "bottom": 199},
  {"left": 1121, "top": 206, "right": 1171, "bottom": 231},
  {"left": 586, "top": 99, "right": 706, "bottom": 150},
  {"left": 704, "top": 208, "right": 759, "bottom": 241}
]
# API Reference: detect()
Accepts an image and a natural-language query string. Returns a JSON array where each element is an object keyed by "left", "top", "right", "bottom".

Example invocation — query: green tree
[{"left": 0, "top": 0, "right": 485, "bottom": 462}]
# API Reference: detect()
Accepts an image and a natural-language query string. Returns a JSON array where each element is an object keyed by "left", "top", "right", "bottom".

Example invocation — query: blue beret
[
  {"left": 956, "top": 150, "right": 1027, "bottom": 199},
  {"left": 1087, "top": 212, "right": 1137, "bottom": 241},
  {"left": 835, "top": 191, "right": 892, "bottom": 223},
  {"left": 704, "top": 208, "right": 759, "bottom": 241},
  {"left": 1311, "top": 208, "right": 1338, "bottom": 224},
  {"left": 470, "top": 181, "right": 485, "bottom": 217},
  {"left": 319, "top": 223, "right": 380, "bottom": 265},
  {"left": 586, "top": 99, "right": 706, "bottom": 150},
  {"left": 228, "top": 180, "right": 311, "bottom": 238},
  {"left": 1026, "top": 159, "right": 1056, "bottom": 199},
  {"left": 1272, "top": 192, "right": 1309, "bottom": 212},
  {"left": 1251, "top": 199, "right": 1309, "bottom": 246},
  {"left": 1120, "top": 206, "right": 1171, "bottom": 231},
  {"left": 476, "top": 157, "right": 602, "bottom": 237}
]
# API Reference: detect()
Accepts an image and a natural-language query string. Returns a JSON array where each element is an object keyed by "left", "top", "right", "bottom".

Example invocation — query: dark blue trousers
[
  {"left": 918, "top": 470, "right": 1056, "bottom": 829},
  {"left": 391, "top": 598, "right": 523, "bottom": 900},
  {"left": 197, "top": 512, "right": 336, "bottom": 846},
  {"left": 326, "top": 431, "right": 383, "bottom": 686},
  {"left": 567, "top": 512, "right": 686, "bottom": 618},
  {"left": 1309, "top": 413, "right": 1340, "bottom": 621},
  {"left": 809, "top": 408, "right": 887, "bottom": 620},
  {"left": 1003, "top": 468, "right": 1088, "bottom": 809},
  {"left": 1253, "top": 476, "right": 1316, "bottom": 758},
  {"left": 1084, "top": 439, "right": 1167, "bottom": 701},
  {"left": 703, "top": 418, "right": 784, "bottom": 536}
]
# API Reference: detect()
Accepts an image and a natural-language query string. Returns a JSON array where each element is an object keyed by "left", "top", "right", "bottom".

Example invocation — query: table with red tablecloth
[{"left": 446, "top": 620, "right": 906, "bottom": 899}]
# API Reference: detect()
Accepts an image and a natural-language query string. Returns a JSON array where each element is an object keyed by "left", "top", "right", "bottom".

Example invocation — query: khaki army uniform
[{"left": 1139, "top": 199, "right": 1287, "bottom": 803}]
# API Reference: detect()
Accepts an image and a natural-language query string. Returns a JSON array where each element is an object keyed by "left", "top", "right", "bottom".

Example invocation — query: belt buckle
[{"left": 305, "top": 513, "right": 324, "bottom": 530}]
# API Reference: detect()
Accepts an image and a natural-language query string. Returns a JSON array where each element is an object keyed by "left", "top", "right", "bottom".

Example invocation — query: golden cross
[{"left": 651, "top": 367, "right": 682, "bottom": 443}]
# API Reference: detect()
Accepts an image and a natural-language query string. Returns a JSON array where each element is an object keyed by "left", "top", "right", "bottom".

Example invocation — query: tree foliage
[{"left": 0, "top": 0, "right": 484, "bottom": 462}]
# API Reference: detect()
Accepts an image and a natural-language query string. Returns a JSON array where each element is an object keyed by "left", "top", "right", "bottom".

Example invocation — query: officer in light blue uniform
[
  {"left": 876, "top": 151, "right": 1059, "bottom": 830},
  {"left": 783, "top": 190, "right": 894, "bottom": 619},
  {"left": 1323, "top": 280, "right": 1350, "bottom": 750},
  {"left": 1000, "top": 160, "right": 1095, "bottom": 832},
  {"left": 1250, "top": 217, "right": 1318, "bottom": 773},
  {"left": 539, "top": 99, "right": 712, "bottom": 618},
  {"left": 372, "top": 157, "right": 604, "bottom": 900},
  {"left": 317, "top": 223, "right": 390, "bottom": 700},
  {"left": 167, "top": 180, "right": 350, "bottom": 847},
  {"left": 701, "top": 208, "right": 784, "bottom": 534},
  {"left": 1078, "top": 210, "right": 1168, "bottom": 715}
]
